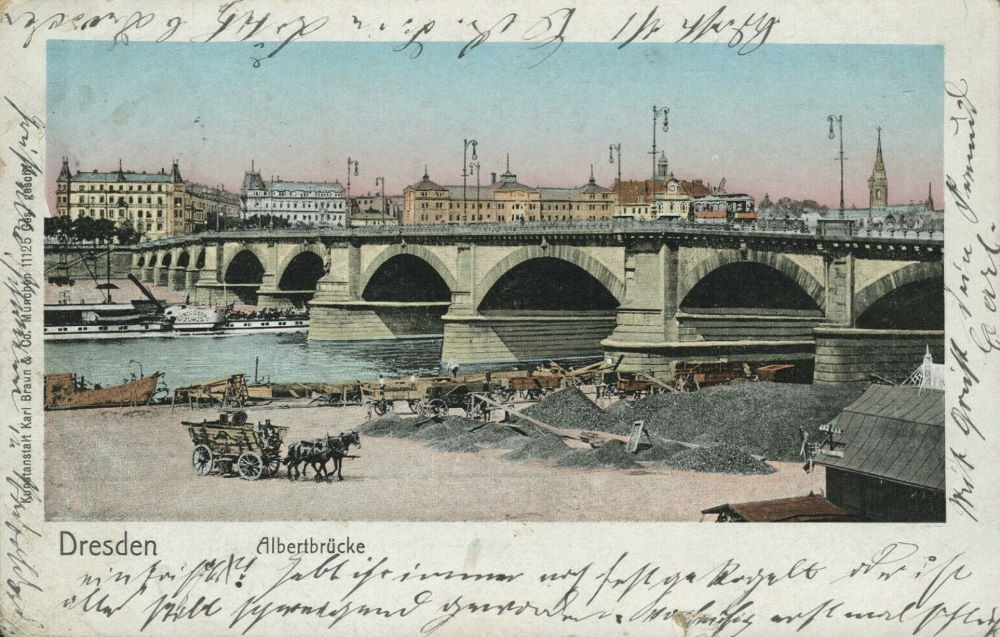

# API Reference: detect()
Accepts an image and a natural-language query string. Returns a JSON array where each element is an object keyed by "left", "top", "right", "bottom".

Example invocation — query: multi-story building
[
  {"left": 56, "top": 158, "right": 195, "bottom": 238},
  {"left": 402, "top": 159, "right": 617, "bottom": 225},
  {"left": 241, "top": 168, "right": 348, "bottom": 227},
  {"left": 350, "top": 193, "right": 402, "bottom": 226},
  {"left": 187, "top": 182, "right": 241, "bottom": 231}
]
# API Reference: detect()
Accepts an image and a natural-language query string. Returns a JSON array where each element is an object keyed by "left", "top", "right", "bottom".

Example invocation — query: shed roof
[
  {"left": 702, "top": 494, "right": 852, "bottom": 522},
  {"left": 815, "top": 385, "right": 944, "bottom": 491}
]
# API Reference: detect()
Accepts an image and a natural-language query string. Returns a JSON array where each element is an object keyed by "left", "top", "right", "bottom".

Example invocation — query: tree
[{"left": 114, "top": 222, "right": 140, "bottom": 245}]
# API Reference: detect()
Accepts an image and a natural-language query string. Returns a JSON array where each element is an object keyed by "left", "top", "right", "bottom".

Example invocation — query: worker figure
[
  {"left": 409, "top": 374, "right": 417, "bottom": 388},
  {"left": 448, "top": 357, "right": 459, "bottom": 379},
  {"left": 378, "top": 374, "right": 386, "bottom": 392},
  {"left": 482, "top": 371, "right": 492, "bottom": 394},
  {"left": 352, "top": 379, "right": 363, "bottom": 403}
]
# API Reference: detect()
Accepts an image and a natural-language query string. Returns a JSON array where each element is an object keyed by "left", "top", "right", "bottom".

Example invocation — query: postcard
[{"left": 1, "top": 0, "right": 998, "bottom": 635}]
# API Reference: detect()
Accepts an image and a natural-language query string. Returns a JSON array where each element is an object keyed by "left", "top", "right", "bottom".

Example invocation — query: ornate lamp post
[
  {"left": 375, "top": 176, "right": 386, "bottom": 222},
  {"left": 651, "top": 105, "right": 669, "bottom": 179},
  {"left": 608, "top": 143, "right": 622, "bottom": 184},
  {"left": 346, "top": 157, "right": 359, "bottom": 218},
  {"left": 462, "top": 139, "right": 478, "bottom": 219},
  {"left": 827, "top": 115, "right": 845, "bottom": 217},
  {"left": 469, "top": 161, "right": 481, "bottom": 222}
]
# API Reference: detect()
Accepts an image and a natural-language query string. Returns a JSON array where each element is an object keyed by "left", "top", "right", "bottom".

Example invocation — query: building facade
[
  {"left": 241, "top": 169, "right": 347, "bottom": 227},
  {"left": 55, "top": 158, "right": 220, "bottom": 239},
  {"left": 187, "top": 182, "right": 241, "bottom": 231},
  {"left": 350, "top": 193, "right": 402, "bottom": 226},
  {"left": 402, "top": 160, "right": 617, "bottom": 225}
]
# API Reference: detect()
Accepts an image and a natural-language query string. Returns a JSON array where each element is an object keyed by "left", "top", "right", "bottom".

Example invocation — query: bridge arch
[
  {"left": 278, "top": 251, "right": 326, "bottom": 291},
  {"left": 148, "top": 253, "right": 158, "bottom": 267},
  {"left": 224, "top": 249, "right": 265, "bottom": 284},
  {"left": 275, "top": 244, "right": 327, "bottom": 288},
  {"left": 854, "top": 261, "right": 943, "bottom": 329},
  {"left": 475, "top": 245, "right": 625, "bottom": 309},
  {"left": 194, "top": 248, "right": 206, "bottom": 270},
  {"left": 678, "top": 250, "right": 825, "bottom": 312},
  {"left": 362, "top": 254, "right": 452, "bottom": 302},
  {"left": 137, "top": 254, "right": 146, "bottom": 267},
  {"left": 176, "top": 250, "right": 190, "bottom": 269},
  {"left": 360, "top": 244, "right": 457, "bottom": 295}
]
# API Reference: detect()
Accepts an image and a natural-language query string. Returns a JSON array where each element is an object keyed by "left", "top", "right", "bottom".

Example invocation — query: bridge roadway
[{"left": 118, "top": 219, "right": 944, "bottom": 384}]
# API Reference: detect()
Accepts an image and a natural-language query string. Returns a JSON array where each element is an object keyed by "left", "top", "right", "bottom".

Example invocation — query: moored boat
[{"left": 44, "top": 372, "right": 163, "bottom": 410}]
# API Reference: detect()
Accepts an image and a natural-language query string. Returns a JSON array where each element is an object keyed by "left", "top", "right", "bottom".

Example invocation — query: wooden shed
[{"left": 814, "top": 385, "right": 945, "bottom": 522}]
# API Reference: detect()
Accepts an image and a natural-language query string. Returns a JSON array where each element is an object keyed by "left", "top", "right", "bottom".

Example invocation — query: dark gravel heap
[
  {"left": 432, "top": 437, "right": 483, "bottom": 453},
  {"left": 519, "top": 387, "right": 626, "bottom": 435},
  {"left": 503, "top": 435, "right": 573, "bottom": 462},
  {"left": 357, "top": 413, "right": 422, "bottom": 437},
  {"left": 605, "top": 383, "right": 865, "bottom": 461},
  {"left": 557, "top": 440, "right": 641, "bottom": 469},
  {"left": 635, "top": 442, "right": 690, "bottom": 462},
  {"left": 667, "top": 444, "right": 775, "bottom": 475}
]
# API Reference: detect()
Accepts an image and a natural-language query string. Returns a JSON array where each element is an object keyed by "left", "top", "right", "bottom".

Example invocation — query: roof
[
  {"left": 702, "top": 494, "right": 852, "bottom": 522},
  {"left": 613, "top": 179, "right": 669, "bottom": 204},
  {"left": 266, "top": 180, "right": 344, "bottom": 193},
  {"left": 408, "top": 173, "right": 447, "bottom": 191},
  {"left": 815, "top": 385, "right": 944, "bottom": 491},
  {"left": 71, "top": 170, "right": 175, "bottom": 183}
]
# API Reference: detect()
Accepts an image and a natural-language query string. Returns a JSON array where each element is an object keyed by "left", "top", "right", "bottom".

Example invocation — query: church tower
[
  {"left": 867, "top": 127, "right": 888, "bottom": 210},
  {"left": 655, "top": 151, "right": 668, "bottom": 181}
]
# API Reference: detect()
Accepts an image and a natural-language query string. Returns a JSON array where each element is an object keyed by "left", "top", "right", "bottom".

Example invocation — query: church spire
[
  {"left": 868, "top": 126, "right": 888, "bottom": 210},
  {"left": 926, "top": 181, "right": 934, "bottom": 211}
]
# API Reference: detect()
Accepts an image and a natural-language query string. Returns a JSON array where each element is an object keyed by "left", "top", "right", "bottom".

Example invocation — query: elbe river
[{"left": 44, "top": 333, "right": 454, "bottom": 389}]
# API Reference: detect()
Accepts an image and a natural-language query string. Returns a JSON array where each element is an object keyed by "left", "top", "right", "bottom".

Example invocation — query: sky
[{"left": 46, "top": 40, "right": 943, "bottom": 212}]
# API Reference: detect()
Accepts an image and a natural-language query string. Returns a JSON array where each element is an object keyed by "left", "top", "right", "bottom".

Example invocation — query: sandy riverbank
[{"left": 45, "top": 401, "right": 823, "bottom": 522}]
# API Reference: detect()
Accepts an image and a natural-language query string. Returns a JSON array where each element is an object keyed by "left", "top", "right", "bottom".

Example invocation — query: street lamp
[
  {"left": 651, "top": 105, "right": 669, "bottom": 180},
  {"left": 608, "top": 143, "right": 622, "bottom": 184},
  {"left": 375, "top": 177, "right": 386, "bottom": 222},
  {"left": 462, "top": 138, "right": 478, "bottom": 220},
  {"left": 469, "top": 161, "right": 481, "bottom": 222},
  {"left": 827, "top": 115, "right": 845, "bottom": 217},
  {"left": 346, "top": 157, "right": 359, "bottom": 218}
]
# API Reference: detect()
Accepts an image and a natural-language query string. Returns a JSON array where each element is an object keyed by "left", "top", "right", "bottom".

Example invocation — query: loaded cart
[{"left": 183, "top": 411, "right": 288, "bottom": 480}]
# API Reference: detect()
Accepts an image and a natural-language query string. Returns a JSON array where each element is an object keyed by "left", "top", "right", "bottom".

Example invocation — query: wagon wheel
[
  {"left": 372, "top": 399, "right": 390, "bottom": 416},
  {"left": 237, "top": 451, "right": 264, "bottom": 480},
  {"left": 261, "top": 453, "right": 281, "bottom": 478},
  {"left": 428, "top": 398, "right": 448, "bottom": 418},
  {"left": 406, "top": 399, "right": 421, "bottom": 414},
  {"left": 192, "top": 445, "right": 214, "bottom": 476}
]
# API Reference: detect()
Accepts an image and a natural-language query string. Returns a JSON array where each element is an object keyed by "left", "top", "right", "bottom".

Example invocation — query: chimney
[{"left": 491, "top": 172, "right": 497, "bottom": 184}]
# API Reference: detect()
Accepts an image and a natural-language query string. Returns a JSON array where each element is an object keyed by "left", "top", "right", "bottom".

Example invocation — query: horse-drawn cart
[
  {"left": 505, "top": 373, "right": 564, "bottom": 400},
  {"left": 183, "top": 411, "right": 287, "bottom": 480}
]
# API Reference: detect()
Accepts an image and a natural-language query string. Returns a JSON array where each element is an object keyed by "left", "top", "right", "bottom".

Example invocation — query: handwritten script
[
  {"left": 942, "top": 78, "right": 996, "bottom": 523},
  {"left": 1, "top": 2, "right": 778, "bottom": 67},
  {"left": 2, "top": 95, "right": 43, "bottom": 637},
  {"left": 54, "top": 542, "right": 1000, "bottom": 636}
]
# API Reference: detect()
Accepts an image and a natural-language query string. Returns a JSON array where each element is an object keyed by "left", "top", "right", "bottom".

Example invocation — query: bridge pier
[
  {"left": 442, "top": 312, "right": 616, "bottom": 365},
  {"left": 184, "top": 268, "right": 200, "bottom": 291},
  {"left": 813, "top": 327, "right": 944, "bottom": 384},
  {"left": 310, "top": 300, "right": 448, "bottom": 340},
  {"left": 168, "top": 266, "right": 186, "bottom": 291},
  {"left": 140, "top": 266, "right": 154, "bottom": 283}
]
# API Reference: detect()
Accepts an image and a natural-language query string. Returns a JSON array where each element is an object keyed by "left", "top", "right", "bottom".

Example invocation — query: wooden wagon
[
  {"left": 183, "top": 411, "right": 288, "bottom": 480},
  {"left": 505, "top": 373, "right": 564, "bottom": 400}
]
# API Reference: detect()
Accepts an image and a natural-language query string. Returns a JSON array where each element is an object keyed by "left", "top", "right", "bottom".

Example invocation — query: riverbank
[{"left": 45, "top": 399, "right": 823, "bottom": 522}]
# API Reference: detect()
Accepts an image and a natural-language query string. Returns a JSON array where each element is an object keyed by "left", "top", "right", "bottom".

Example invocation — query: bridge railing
[{"left": 121, "top": 217, "right": 943, "bottom": 248}]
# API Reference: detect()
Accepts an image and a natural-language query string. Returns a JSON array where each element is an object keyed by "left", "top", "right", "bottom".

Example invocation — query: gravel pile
[
  {"left": 519, "top": 387, "right": 625, "bottom": 435},
  {"left": 557, "top": 440, "right": 641, "bottom": 469},
  {"left": 635, "top": 442, "right": 690, "bottom": 462},
  {"left": 432, "top": 437, "right": 483, "bottom": 453},
  {"left": 606, "top": 383, "right": 865, "bottom": 461},
  {"left": 357, "top": 413, "right": 422, "bottom": 437},
  {"left": 667, "top": 444, "right": 775, "bottom": 475},
  {"left": 503, "top": 435, "right": 573, "bottom": 462}
]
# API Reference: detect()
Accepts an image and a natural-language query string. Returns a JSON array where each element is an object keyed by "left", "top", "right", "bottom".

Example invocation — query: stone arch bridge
[{"left": 129, "top": 222, "right": 944, "bottom": 384}]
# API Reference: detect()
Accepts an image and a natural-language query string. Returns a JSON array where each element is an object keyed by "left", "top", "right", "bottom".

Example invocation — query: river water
[{"left": 44, "top": 333, "right": 449, "bottom": 389}]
